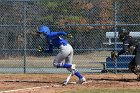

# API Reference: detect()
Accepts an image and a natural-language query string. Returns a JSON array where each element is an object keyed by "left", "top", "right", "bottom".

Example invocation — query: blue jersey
[{"left": 44, "top": 32, "right": 68, "bottom": 53}]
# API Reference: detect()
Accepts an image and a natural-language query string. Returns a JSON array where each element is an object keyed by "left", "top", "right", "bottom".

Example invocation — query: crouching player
[
  {"left": 111, "top": 29, "right": 140, "bottom": 80},
  {"left": 36, "top": 25, "right": 86, "bottom": 84}
]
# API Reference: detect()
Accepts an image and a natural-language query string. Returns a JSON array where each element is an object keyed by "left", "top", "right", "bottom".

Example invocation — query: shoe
[
  {"left": 71, "top": 64, "right": 76, "bottom": 76},
  {"left": 77, "top": 77, "right": 86, "bottom": 84},
  {"left": 63, "top": 80, "right": 68, "bottom": 86}
]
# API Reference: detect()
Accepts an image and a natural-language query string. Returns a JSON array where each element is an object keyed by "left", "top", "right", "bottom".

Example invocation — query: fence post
[
  {"left": 114, "top": 0, "right": 117, "bottom": 74},
  {"left": 23, "top": 1, "right": 27, "bottom": 74}
]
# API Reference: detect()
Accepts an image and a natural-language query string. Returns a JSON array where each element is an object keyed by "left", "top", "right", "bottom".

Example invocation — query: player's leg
[
  {"left": 53, "top": 53, "right": 72, "bottom": 68},
  {"left": 134, "top": 49, "right": 140, "bottom": 75},
  {"left": 65, "top": 44, "right": 86, "bottom": 83},
  {"left": 53, "top": 50, "right": 73, "bottom": 85},
  {"left": 65, "top": 56, "right": 86, "bottom": 83},
  {"left": 53, "top": 44, "right": 72, "bottom": 68},
  {"left": 128, "top": 57, "right": 136, "bottom": 73},
  {"left": 135, "top": 45, "right": 140, "bottom": 66}
]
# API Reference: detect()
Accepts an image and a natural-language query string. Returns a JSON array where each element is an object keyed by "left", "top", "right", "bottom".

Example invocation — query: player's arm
[
  {"left": 118, "top": 38, "right": 129, "bottom": 56},
  {"left": 117, "top": 45, "right": 128, "bottom": 56},
  {"left": 44, "top": 44, "right": 53, "bottom": 53},
  {"left": 111, "top": 49, "right": 126, "bottom": 60},
  {"left": 57, "top": 32, "right": 67, "bottom": 36},
  {"left": 49, "top": 32, "right": 67, "bottom": 39},
  {"left": 117, "top": 50, "right": 125, "bottom": 56},
  {"left": 37, "top": 44, "right": 53, "bottom": 53},
  {"left": 111, "top": 39, "right": 128, "bottom": 59}
]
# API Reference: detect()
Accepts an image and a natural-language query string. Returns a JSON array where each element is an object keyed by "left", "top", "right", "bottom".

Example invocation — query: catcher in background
[
  {"left": 111, "top": 28, "right": 140, "bottom": 79},
  {"left": 36, "top": 25, "right": 86, "bottom": 84}
]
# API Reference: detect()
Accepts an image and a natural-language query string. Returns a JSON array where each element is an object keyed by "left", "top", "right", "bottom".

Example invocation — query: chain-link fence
[{"left": 0, "top": 0, "right": 140, "bottom": 73}]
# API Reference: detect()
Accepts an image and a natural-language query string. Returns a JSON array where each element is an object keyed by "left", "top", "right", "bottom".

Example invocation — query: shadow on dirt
[
  {"left": 87, "top": 78, "right": 139, "bottom": 82},
  {"left": 0, "top": 80, "right": 61, "bottom": 84}
]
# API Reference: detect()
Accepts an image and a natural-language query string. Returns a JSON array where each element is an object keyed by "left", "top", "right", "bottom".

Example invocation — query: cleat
[
  {"left": 63, "top": 81, "right": 67, "bottom": 86},
  {"left": 77, "top": 77, "right": 86, "bottom": 84}
]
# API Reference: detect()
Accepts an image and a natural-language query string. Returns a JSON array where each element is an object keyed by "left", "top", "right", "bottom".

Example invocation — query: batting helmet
[
  {"left": 118, "top": 28, "right": 129, "bottom": 41},
  {"left": 38, "top": 25, "right": 50, "bottom": 35}
]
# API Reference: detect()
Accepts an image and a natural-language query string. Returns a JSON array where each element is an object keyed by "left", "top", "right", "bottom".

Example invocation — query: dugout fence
[{"left": 0, "top": 0, "right": 140, "bottom": 74}]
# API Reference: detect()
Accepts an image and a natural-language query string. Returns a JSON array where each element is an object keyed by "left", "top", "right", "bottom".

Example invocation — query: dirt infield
[{"left": 0, "top": 73, "right": 140, "bottom": 93}]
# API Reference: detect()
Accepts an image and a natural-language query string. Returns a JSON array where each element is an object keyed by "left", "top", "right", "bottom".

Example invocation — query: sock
[
  {"left": 63, "top": 63, "right": 71, "bottom": 68},
  {"left": 74, "top": 70, "right": 83, "bottom": 79},
  {"left": 57, "top": 63, "right": 71, "bottom": 68}
]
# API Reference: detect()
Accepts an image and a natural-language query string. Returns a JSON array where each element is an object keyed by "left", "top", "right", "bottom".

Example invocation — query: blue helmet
[{"left": 38, "top": 25, "right": 50, "bottom": 35}]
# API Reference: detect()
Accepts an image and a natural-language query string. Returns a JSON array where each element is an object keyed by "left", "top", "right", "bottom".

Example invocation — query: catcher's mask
[
  {"left": 37, "top": 25, "right": 50, "bottom": 35},
  {"left": 118, "top": 28, "right": 129, "bottom": 41}
]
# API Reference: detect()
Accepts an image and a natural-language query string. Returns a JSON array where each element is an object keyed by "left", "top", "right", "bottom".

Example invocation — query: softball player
[
  {"left": 117, "top": 29, "right": 137, "bottom": 56},
  {"left": 114, "top": 29, "right": 140, "bottom": 77},
  {"left": 37, "top": 25, "right": 86, "bottom": 83}
]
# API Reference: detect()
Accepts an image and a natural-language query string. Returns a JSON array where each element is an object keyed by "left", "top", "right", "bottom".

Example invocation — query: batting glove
[
  {"left": 67, "top": 33, "right": 73, "bottom": 38},
  {"left": 37, "top": 46, "right": 44, "bottom": 53}
]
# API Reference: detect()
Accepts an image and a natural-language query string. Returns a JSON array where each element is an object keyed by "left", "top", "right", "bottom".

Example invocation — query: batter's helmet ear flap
[{"left": 38, "top": 25, "right": 51, "bottom": 35}]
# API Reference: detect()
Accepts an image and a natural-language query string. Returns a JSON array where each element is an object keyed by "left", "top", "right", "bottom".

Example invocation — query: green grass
[{"left": 63, "top": 89, "right": 140, "bottom": 93}]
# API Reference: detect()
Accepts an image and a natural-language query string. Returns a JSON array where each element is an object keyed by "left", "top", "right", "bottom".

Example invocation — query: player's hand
[
  {"left": 111, "top": 51, "right": 118, "bottom": 60},
  {"left": 37, "top": 46, "right": 44, "bottom": 53},
  {"left": 128, "top": 46, "right": 135, "bottom": 54},
  {"left": 67, "top": 33, "right": 73, "bottom": 38}
]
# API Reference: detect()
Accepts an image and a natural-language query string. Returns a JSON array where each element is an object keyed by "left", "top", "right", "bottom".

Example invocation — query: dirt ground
[{"left": 0, "top": 73, "right": 140, "bottom": 93}]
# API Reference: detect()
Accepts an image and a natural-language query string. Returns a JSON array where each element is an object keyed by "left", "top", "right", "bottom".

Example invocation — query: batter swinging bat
[{"left": 63, "top": 73, "right": 72, "bottom": 85}]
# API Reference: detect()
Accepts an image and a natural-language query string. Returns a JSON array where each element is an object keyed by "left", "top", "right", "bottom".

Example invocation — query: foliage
[
  {"left": 0, "top": 0, "right": 140, "bottom": 51},
  {"left": 38, "top": 0, "right": 115, "bottom": 30}
]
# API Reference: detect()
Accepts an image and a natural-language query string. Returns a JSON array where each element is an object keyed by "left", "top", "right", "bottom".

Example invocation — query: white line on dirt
[{"left": 0, "top": 86, "right": 50, "bottom": 93}]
